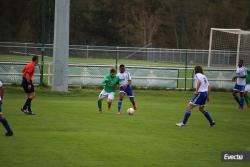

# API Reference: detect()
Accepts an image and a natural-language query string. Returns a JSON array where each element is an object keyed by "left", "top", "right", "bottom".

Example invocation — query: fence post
[
  {"left": 116, "top": 47, "right": 119, "bottom": 71},
  {"left": 86, "top": 45, "right": 89, "bottom": 59},
  {"left": 25, "top": 43, "right": 27, "bottom": 56},
  {"left": 184, "top": 50, "right": 188, "bottom": 90}
]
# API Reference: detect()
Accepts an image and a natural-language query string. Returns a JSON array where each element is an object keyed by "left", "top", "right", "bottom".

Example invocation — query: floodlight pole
[{"left": 52, "top": 0, "right": 70, "bottom": 92}]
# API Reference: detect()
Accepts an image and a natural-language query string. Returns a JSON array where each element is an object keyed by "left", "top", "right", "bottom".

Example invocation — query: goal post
[{"left": 208, "top": 28, "right": 250, "bottom": 67}]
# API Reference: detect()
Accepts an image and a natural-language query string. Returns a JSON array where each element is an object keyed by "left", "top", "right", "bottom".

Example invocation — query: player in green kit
[
  {"left": 244, "top": 68, "right": 250, "bottom": 108},
  {"left": 97, "top": 69, "right": 119, "bottom": 113}
]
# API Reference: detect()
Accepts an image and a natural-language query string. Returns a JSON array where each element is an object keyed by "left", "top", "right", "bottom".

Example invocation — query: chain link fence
[
  {"left": 0, "top": 42, "right": 241, "bottom": 67},
  {"left": 0, "top": 42, "right": 237, "bottom": 90}
]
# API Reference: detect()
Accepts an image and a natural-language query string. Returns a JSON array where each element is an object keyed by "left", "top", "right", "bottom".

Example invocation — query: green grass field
[{"left": 0, "top": 87, "right": 249, "bottom": 167}]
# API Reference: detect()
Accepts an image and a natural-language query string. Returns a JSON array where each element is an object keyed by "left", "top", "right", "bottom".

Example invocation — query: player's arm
[
  {"left": 195, "top": 80, "right": 201, "bottom": 95},
  {"left": 26, "top": 72, "right": 31, "bottom": 82},
  {"left": 207, "top": 85, "right": 211, "bottom": 102},
  {"left": 25, "top": 72, "right": 33, "bottom": 90},
  {"left": 101, "top": 76, "right": 109, "bottom": 86},
  {"left": 0, "top": 86, "right": 4, "bottom": 101}
]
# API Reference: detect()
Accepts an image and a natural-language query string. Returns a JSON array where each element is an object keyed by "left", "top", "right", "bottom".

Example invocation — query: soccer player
[
  {"left": 176, "top": 66, "right": 215, "bottom": 127},
  {"left": 117, "top": 64, "right": 137, "bottom": 114},
  {"left": 20, "top": 56, "right": 39, "bottom": 115},
  {"left": 97, "top": 69, "right": 119, "bottom": 113},
  {"left": 243, "top": 68, "right": 250, "bottom": 108},
  {"left": 0, "top": 80, "right": 13, "bottom": 136},
  {"left": 232, "top": 60, "right": 246, "bottom": 110}
]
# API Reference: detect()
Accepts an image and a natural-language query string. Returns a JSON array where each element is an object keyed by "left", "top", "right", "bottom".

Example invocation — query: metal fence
[
  {"left": 0, "top": 62, "right": 235, "bottom": 90},
  {"left": 0, "top": 42, "right": 243, "bottom": 67}
]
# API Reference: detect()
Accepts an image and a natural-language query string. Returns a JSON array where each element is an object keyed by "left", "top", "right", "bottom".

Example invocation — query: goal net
[{"left": 208, "top": 28, "right": 250, "bottom": 67}]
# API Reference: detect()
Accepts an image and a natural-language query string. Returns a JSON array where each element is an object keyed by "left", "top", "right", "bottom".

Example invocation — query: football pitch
[{"left": 0, "top": 87, "right": 249, "bottom": 167}]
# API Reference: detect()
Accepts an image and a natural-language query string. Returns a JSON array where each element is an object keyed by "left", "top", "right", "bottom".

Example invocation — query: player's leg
[
  {"left": 27, "top": 84, "right": 35, "bottom": 114},
  {"left": 118, "top": 92, "right": 125, "bottom": 114},
  {"left": 98, "top": 90, "right": 107, "bottom": 113},
  {"left": 107, "top": 92, "right": 115, "bottom": 111},
  {"left": 0, "top": 103, "right": 13, "bottom": 136},
  {"left": 127, "top": 86, "right": 137, "bottom": 110},
  {"left": 199, "top": 106, "right": 215, "bottom": 127},
  {"left": 243, "top": 86, "right": 250, "bottom": 108},
  {"left": 233, "top": 85, "right": 241, "bottom": 106},
  {"left": 176, "top": 103, "right": 196, "bottom": 127},
  {"left": 21, "top": 80, "right": 35, "bottom": 114},
  {"left": 239, "top": 91, "right": 244, "bottom": 110}
]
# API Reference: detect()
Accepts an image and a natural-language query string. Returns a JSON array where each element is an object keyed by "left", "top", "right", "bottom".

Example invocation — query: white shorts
[
  {"left": 98, "top": 89, "right": 115, "bottom": 100},
  {"left": 245, "top": 85, "right": 250, "bottom": 92}
]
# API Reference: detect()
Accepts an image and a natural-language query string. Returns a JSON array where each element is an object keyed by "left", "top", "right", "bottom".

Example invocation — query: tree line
[{"left": 0, "top": 0, "right": 249, "bottom": 49}]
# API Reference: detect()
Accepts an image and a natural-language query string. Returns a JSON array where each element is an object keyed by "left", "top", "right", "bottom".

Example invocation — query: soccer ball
[{"left": 127, "top": 108, "right": 135, "bottom": 115}]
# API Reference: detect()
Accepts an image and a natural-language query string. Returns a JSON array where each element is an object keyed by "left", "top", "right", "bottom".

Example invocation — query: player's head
[
  {"left": 238, "top": 60, "right": 244, "bottom": 67},
  {"left": 119, "top": 64, "right": 125, "bottom": 73},
  {"left": 110, "top": 68, "right": 116, "bottom": 78},
  {"left": 194, "top": 66, "right": 203, "bottom": 74},
  {"left": 32, "top": 56, "right": 39, "bottom": 65}
]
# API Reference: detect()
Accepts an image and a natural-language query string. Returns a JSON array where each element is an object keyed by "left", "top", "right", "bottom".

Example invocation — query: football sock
[
  {"left": 239, "top": 96, "right": 244, "bottom": 108},
  {"left": 98, "top": 101, "right": 102, "bottom": 111},
  {"left": 233, "top": 96, "right": 240, "bottom": 105},
  {"left": 244, "top": 94, "right": 249, "bottom": 105},
  {"left": 182, "top": 111, "right": 191, "bottom": 124},
  {"left": 108, "top": 102, "right": 111, "bottom": 110},
  {"left": 0, "top": 117, "right": 12, "bottom": 133},
  {"left": 118, "top": 99, "right": 122, "bottom": 112},
  {"left": 23, "top": 98, "right": 32, "bottom": 110},
  {"left": 202, "top": 111, "right": 213, "bottom": 124}
]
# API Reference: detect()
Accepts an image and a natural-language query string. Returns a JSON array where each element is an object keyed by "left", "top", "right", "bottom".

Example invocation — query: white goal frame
[{"left": 208, "top": 28, "right": 250, "bottom": 67}]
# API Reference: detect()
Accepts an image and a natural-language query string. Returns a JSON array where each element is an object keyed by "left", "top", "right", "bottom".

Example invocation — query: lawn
[{"left": 0, "top": 87, "right": 249, "bottom": 167}]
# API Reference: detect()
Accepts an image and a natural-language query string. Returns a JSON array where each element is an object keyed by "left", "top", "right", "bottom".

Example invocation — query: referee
[{"left": 21, "top": 56, "right": 39, "bottom": 115}]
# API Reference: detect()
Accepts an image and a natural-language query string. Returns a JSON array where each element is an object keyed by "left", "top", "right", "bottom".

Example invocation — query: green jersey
[
  {"left": 101, "top": 74, "right": 119, "bottom": 93},
  {"left": 246, "top": 69, "right": 250, "bottom": 84}
]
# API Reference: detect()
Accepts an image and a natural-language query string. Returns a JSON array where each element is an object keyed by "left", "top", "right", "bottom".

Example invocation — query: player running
[
  {"left": 176, "top": 66, "right": 215, "bottom": 127},
  {"left": 117, "top": 64, "right": 137, "bottom": 114},
  {"left": 97, "top": 69, "right": 119, "bottom": 113},
  {"left": 243, "top": 68, "right": 250, "bottom": 108},
  {"left": 20, "top": 56, "right": 39, "bottom": 115},
  {"left": 0, "top": 80, "right": 13, "bottom": 136},
  {"left": 232, "top": 60, "right": 246, "bottom": 110}
]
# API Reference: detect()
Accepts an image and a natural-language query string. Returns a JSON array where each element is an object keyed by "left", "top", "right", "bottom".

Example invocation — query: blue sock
[
  {"left": 240, "top": 97, "right": 244, "bottom": 108},
  {"left": 0, "top": 118, "right": 12, "bottom": 133},
  {"left": 233, "top": 96, "right": 240, "bottom": 105},
  {"left": 203, "top": 111, "right": 213, "bottom": 124},
  {"left": 118, "top": 100, "right": 122, "bottom": 112},
  {"left": 182, "top": 111, "right": 191, "bottom": 124}
]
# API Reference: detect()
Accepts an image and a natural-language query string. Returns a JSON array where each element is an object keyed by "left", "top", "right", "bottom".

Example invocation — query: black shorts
[{"left": 22, "top": 78, "right": 35, "bottom": 93}]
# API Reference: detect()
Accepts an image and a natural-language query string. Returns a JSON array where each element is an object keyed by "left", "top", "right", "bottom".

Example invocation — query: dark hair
[
  {"left": 32, "top": 56, "right": 39, "bottom": 62},
  {"left": 110, "top": 68, "right": 116, "bottom": 73},
  {"left": 119, "top": 64, "right": 125, "bottom": 68},
  {"left": 194, "top": 66, "right": 203, "bottom": 74}
]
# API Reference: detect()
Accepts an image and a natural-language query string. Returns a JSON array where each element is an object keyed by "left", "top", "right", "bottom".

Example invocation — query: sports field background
[{"left": 0, "top": 87, "right": 249, "bottom": 167}]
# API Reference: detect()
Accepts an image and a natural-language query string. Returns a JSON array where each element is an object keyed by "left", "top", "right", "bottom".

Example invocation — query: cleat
[
  {"left": 25, "top": 111, "right": 35, "bottom": 115},
  {"left": 176, "top": 122, "right": 185, "bottom": 127},
  {"left": 133, "top": 105, "right": 137, "bottom": 110},
  {"left": 247, "top": 104, "right": 250, "bottom": 108},
  {"left": 210, "top": 121, "right": 216, "bottom": 127},
  {"left": 5, "top": 131, "right": 13, "bottom": 137},
  {"left": 117, "top": 112, "right": 121, "bottom": 115},
  {"left": 20, "top": 108, "right": 27, "bottom": 114}
]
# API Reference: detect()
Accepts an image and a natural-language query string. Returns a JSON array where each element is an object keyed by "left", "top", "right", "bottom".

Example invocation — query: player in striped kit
[
  {"left": 176, "top": 66, "right": 215, "bottom": 127},
  {"left": 232, "top": 60, "right": 246, "bottom": 110},
  {"left": 117, "top": 64, "right": 137, "bottom": 114}
]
